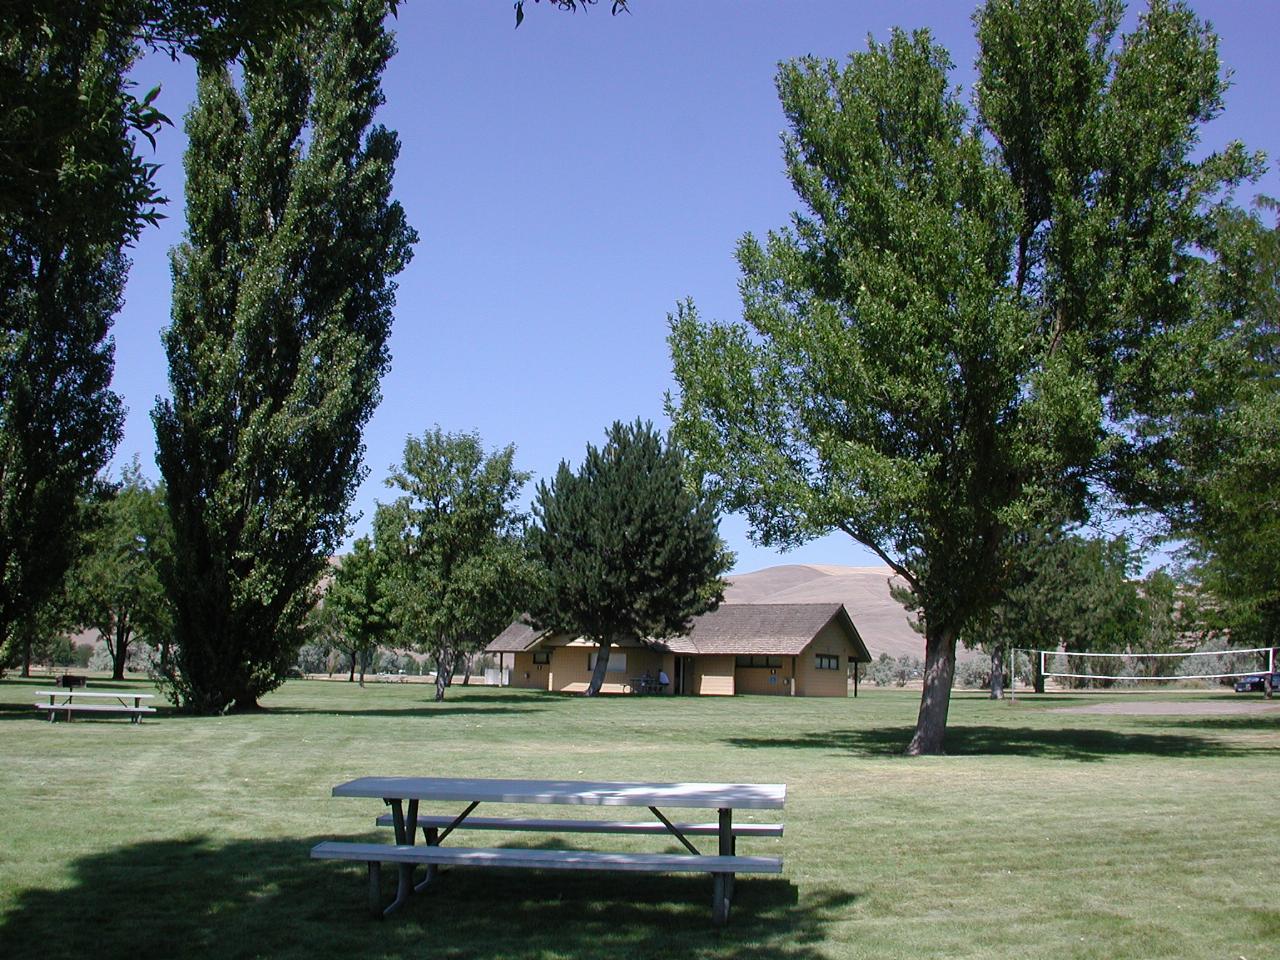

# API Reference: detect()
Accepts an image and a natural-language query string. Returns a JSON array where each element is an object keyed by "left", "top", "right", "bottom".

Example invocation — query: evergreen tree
[
  {"left": 526, "top": 420, "right": 730, "bottom": 696},
  {"left": 374, "top": 429, "right": 532, "bottom": 702},
  {"left": 153, "top": 0, "right": 415, "bottom": 713},
  {"left": 668, "top": 0, "right": 1258, "bottom": 752}
]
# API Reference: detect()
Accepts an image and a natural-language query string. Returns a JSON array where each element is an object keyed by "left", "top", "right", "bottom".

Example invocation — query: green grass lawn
[{"left": 1, "top": 676, "right": 1276, "bottom": 960}]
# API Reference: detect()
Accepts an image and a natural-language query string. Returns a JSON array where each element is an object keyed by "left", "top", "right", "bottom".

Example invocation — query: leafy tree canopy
[
  {"left": 66, "top": 458, "right": 173, "bottom": 681},
  {"left": 154, "top": 0, "right": 414, "bottom": 714},
  {"left": 374, "top": 428, "right": 533, "bottom": 701},
  {"left": 667, "top": 0, "right": 1260, "bottom": 752}
]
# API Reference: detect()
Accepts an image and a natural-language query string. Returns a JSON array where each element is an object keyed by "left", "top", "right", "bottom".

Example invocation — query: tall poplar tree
[
  {"left": 668, "top": 0, "right": 1259, "bottom": 753},
  {"left": 154, "top": 0, "right": 415, "bottom": 713}
]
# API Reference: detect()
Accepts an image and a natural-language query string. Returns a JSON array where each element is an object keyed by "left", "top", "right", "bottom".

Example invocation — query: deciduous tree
[
  {"left": 324, "top": 536, "right": 392, "bottom": 684},
  {"left": 374, "top": 429, "right": 532, "bottom": 702},
  {"left": 154, "top": 0, "right": 415, "bottom": 713},
  {"left": 668, "top": 0, "right": 1258, "bottom": 752},
  {"left": 67, "top": 459, "right": 173, "bottom": 680}
]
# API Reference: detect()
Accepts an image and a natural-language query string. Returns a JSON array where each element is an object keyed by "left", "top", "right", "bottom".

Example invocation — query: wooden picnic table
[
  {"left": 313, "top": 776, "right": 785, "bottom": 924},
  {"left": 34, "top": 689, "right": 156, "bottom": 723}
]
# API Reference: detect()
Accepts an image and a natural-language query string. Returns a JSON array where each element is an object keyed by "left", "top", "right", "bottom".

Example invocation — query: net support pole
[{"left": 1009, "top": 648, "right": 1015, "bottom": 702}]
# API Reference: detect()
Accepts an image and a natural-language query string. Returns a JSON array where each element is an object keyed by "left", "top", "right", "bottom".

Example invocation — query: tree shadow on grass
[
  {"left": 0, "top": 834, "right": 850, "bottom": 960},
  {"left": 265, "top": 703, "right": 547, "bottom": 719},
  {"left": 1132, "top": 714, "right": 1280, "bottom": 733},
  {"left": 723, "top": 724, "right": 1265, "bottom": 761}
]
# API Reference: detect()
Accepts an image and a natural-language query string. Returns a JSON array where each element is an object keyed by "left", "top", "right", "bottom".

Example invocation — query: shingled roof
[
  {"left": 488, "top": 619, "right": 546, "bottom": 653},
  {"left": 487, "top": 602, "right": 870, "bottom": 661}
]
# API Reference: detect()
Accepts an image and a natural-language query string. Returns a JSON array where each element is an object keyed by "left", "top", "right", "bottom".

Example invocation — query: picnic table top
[
  {"left": 332, "top": 777, "right": 786, "bottom": 810},
  {"left": 36, "top": 690, "right": 156, "bottom": 699}
]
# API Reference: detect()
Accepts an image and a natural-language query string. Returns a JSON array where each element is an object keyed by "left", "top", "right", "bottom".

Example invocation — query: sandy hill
[{"left": 723, "top": 564, "right": 921, "bottom": 660}]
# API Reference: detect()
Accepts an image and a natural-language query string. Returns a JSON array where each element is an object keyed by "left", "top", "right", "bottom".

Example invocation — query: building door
[{"left": 676, "top": 656, "right": 696, "bottom": 695}]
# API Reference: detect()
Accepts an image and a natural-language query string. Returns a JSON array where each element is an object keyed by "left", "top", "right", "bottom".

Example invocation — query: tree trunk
[
  {"left": 906, "top": 625, "right": 957, "bottom": 755},
  {"left": 989, "top": 645, "right": 1004, "bottom": 700},
  {"left": 110, "top": 620, "right": 131, "bottom": 681},
  {"left": 1033, "top": 652, "right": 1045, "bottom": 694},
  {"left": 458, "top": 650, "right": 472, "bottom": 686},
  {"left": 20, "top": 633, "right": 32, "bottom": 677},
  {"left": 358, "top": 650, "right": 367, "bottom": 687},
  {"left": 585, "top": 640, "right": 611, "bottom": 696},
  {"left": 348, "top": 653, "right": 355, "bottom": 682},
  {"left": 434, "top": 649, "right": 456, "bottom": 702}
]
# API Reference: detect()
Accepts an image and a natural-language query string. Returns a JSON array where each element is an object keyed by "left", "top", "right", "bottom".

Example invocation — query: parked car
[{"left": 1233, "top": 672, "right": 1280, "bottom": 693}]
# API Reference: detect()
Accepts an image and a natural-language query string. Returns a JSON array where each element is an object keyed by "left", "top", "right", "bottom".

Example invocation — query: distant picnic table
[
  {"left": 34, "top": 690, "right": 156, "bottom": 723},
  {"left": 312, "top": 776, "right": 785, "bottom": 924}
]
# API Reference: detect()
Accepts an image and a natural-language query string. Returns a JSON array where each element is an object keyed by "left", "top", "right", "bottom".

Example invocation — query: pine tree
[
  {"left": 526, "top": 420, "right": 730, "bottom": 696},
  {"left": 153, "top": 0, "right": 415, "bottom": 713}
]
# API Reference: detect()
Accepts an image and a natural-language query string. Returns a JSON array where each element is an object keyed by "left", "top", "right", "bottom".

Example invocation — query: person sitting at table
[
  {"left": 657, "top": 669, "right": 670, "bottom": 691},
  {"left": 639, "top": 670, "right": 654, "bottom": 693}
]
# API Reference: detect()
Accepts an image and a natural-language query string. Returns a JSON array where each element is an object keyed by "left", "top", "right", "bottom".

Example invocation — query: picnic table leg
[
  {"left": 383, "top": 798, "right": 419, "bottom": 917},
  {"left": 713, "top": 806, "right": 733, "bottom": 925},
  {"left": 367, "top": 860, "right": 383, "bottom": 919},
  {"left": 414, "top": 826, "right": 439, "bottom": 891}
]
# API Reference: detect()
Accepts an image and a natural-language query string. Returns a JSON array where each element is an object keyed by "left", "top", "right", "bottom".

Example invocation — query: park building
[{"left": 486, "top": 602, "right": 872, "bottom": 697}]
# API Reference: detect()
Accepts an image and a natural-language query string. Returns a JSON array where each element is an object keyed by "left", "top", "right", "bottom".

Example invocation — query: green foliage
[
  {"left": 1, "top": 2, "right": 326, "bottom": 666},
  {"left": 374, "top": 428, "right": 532, "bottom": 701},
  {"left": 976, "top": 527, "right": 1142, "bottom": 655},
  {"left": 526, "top": 420, "right": 730, "bottom": 695},
  {"left": 64, "top": 458, "right": 172, "bottom": 681},
  {"left": 0, "top": 2, "right": 334, "bottom": 248},
  {"left": 323, "top": 536, "right": 392, "bottom": 684},
  {"left": 1162, "top": 198, "right": 1280, "bottom": 648},
  {"left": 153, "top": 0, "right": 415, "bottom": 714},
  {"left": 667, "top": 0, "right": 1258, "bottom": 752}
]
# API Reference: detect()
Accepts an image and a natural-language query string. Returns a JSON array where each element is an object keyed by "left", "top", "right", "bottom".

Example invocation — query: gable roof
[
  {"left": 487, "top": 603, "right": 871, "bottom": 662},
  {"left": 488, "top": 619, "right": 545, "bottom": 653}
]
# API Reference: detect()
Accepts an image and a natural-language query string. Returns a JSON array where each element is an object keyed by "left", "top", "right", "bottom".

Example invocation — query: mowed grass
[{"left": 1, "top": 677, "right": 1277, "bottom": 960}]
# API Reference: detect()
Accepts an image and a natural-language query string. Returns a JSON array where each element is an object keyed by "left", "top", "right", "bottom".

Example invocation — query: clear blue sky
[{"left": 113, "top": 0, "right": 1279, "bottom": 574}]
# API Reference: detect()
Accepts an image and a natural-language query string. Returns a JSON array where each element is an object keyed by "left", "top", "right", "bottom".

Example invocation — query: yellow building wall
[
  {"left": 693, "top": 655, "right": 736, "bottom": 696},
  {"left": 734, "top": 658, "right": 794, "bottom": 695},
  {"left": 793, "top": 621, "right": 857, "bottom": 697},
  {"left": 511, "top": 651, "right": 551, "bottom": 690},
  {"left": 546, "top": 644, "right": 664, "bottom": 695}
]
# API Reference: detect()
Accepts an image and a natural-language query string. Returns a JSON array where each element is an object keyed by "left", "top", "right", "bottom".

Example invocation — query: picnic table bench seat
[
  {"left": 318, "top": 776, "right": 786, "bottom": 924},
  {"left": 374, "top": 812, "right": 783, "bottom": 840},
  {"left": 34, "top": 691, "right": 157, "bottom": 723},
  {"left": 34, "top": 702, "right": 156, "bottom": 723},
  {"left": 311, "top": 840, "right": 782, "bottom": 922}
]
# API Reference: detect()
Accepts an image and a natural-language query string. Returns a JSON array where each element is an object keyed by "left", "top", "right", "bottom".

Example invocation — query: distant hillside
[{"left": 723, "top": 564, "right": 922, "bottom": 660}]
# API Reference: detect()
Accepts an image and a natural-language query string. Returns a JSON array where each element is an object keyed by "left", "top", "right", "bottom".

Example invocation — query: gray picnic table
[{"left": 312, "top": 776, "right": 786, "bottom": 924}]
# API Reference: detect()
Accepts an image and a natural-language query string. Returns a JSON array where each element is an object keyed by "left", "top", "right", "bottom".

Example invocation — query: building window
[
  {"left": 532, "top": 651, "right": 551, "bottom": 665},
  {"left": 587, "top": 651, "right": 626, "bottom": 673},
  {"left": 815, "top": 654, "right": 839, "bottom": 671},
  {"left": 735, "top": 655, "right": 783, "bottom": 668}
]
